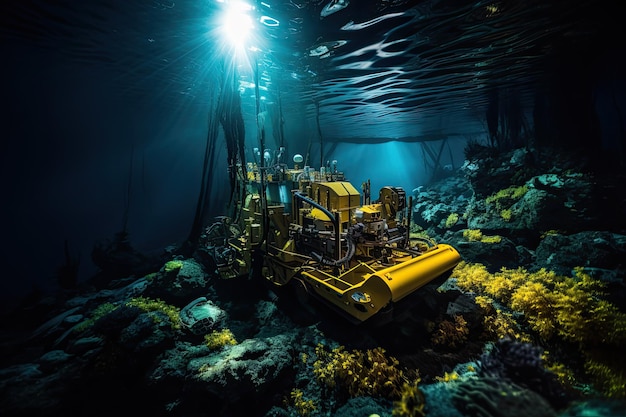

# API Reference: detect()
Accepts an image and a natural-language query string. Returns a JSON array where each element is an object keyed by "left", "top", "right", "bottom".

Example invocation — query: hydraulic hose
[{"left": 293, "top": 191, "right": 342, "bottom": 263}]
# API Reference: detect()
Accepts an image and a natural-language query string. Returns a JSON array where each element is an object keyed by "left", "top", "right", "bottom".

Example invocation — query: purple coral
[{"left": 478, "top": 337, "right": 576, "bottom": 409}]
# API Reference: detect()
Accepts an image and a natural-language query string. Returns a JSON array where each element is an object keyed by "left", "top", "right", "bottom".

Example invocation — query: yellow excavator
[{"left": 202, "top": 154, "right": 461, "bottom": 324}]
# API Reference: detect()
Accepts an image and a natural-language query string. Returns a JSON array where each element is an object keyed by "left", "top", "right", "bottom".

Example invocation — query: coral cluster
[
  {"left": 126, "top": 296, "right": 181, "bottom": 330},
  {"left": 484, "top": 184, "right": 528, "bottom": 222},
  {"left": 435, "top": 371, "right": 460, "bottom": 383},
  {"left": 481, "top": 338, "right": 542, "bottom": 379},
  {"left": 204, "top": 328, "right": 238, "bottom": 350},
  {"left": 485, "top": 185, "right": 529, "bottom": 210},
  {"left": 478, "top": 338, "right": 574, "bottom": 409},
  {"left": 312, "top": 343, "right": 417, "bottom": 399},
  {"left": 164, "top": 259, "right": 184, "bottom": 273},
  {"left": 451, "top": 375, "right": 557, "bottom": 417},
  {"left": 73, "top": 302, "right": 118, "bottom": 332},
  {"left": 475, "top": 295, "right": 526, "bottom": 342},
  {"left": 452, "top": 261, "right": 626, "bottom": 397},
  {"left": 431, "top": 315, "right": 469, "bottom": 348},
  {"left": 583, "top": 353, "right": 626, "bottom": 399},
  {"left": 392, "top": 379, "right": 426, "bottom": 417},
  {"left": 285, "top": 388, "right": 316, "bottom": 417},
  {"left": 462, "top": 229, "right": 502, "bottom": 244},
  {"left": 465, "top": 263, "right": 624, "bottom": 346},
  {"left": 445, "top": 213, "right": 459, "bottom": 228}
]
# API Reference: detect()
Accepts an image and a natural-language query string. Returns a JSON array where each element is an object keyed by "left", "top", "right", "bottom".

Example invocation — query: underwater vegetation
[
  {"left": 431, "top": 314, "right": 469, "bottom": 348},
  {"left": 306, "top": 343, "right": 426, "bottom": 416},
  {"left": 445, "top": 213, "right": 460, "bottom": 228},
  {"left": 204, "top": 328, "right": 238, "bottom": 350},
  {"left": 126, "top": 296, "right": 182, "bottom": 330},
  {"left": 462, "top": 229, "right": 502, "bottom": 244},
  {"left": 392, "top": 379, "right": 426, "bottom": 417},
  {"left": 70, "top": 297, "right": 182, "bottom": 347},
  {"left": 72, "top": 302, "right": 119, "bottom": 333},
  {"left": 2, "top": 145, "right": 625, "bottom": 416},
  {"left": 485, "top": 185, "right": 529, "bottom": 209},
  {"left": 312, "top": 343, "right": 419, "bottom": 400},
  {"left": 164, "top": 260, "right": 184, "bottom": 273},
  {"left": 285, "top": 388, "right": 317, "bottom": 416},
  {"left": 452, "top": 261, "right": 626, "bottom": 398},
  {"left": 476, "top": 184, "right": 529, "bottom": 222}
]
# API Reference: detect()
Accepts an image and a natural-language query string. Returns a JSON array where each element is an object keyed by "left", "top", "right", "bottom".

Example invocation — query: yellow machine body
[
  {"left": 299, "top": 243, "right": 460, "bottom": 322},
  {"left": 208, "top": 163, "right": 461, "bottom": 323},
  {"left": 309, "top": 181, "right": 361, "bottom": 224}
]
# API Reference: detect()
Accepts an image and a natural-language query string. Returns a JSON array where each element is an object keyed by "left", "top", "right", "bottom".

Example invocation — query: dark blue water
[{"left": 1, "top": 0, "right": 623, "bottom": 300}]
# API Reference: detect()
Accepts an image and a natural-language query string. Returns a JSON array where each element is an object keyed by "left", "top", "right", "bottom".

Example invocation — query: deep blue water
[{"left": 1, "top": 0, "right": 624, "bottom": 301}]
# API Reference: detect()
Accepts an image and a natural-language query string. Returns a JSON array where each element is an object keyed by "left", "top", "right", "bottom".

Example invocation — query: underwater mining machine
[{"left": 203, "top": 154, "right": 461, "bottom": 324}]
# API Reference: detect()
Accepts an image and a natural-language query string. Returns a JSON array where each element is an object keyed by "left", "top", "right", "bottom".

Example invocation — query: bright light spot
[
  {"left": 260, "top": 16, "right": 279, "bottom": 27},
  {"left": 220, "top": 1, "right": 255, "bottom": 47}
]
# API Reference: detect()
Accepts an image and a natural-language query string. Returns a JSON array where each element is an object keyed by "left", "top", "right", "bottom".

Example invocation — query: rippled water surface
[{"left": 2, "top": 0, "right": 608, "bottom": 140}]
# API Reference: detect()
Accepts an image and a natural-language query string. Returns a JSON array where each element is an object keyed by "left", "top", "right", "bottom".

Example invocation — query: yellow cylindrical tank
[{"left": 363, "top": 244, "right": 461, "bottom": 302}]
